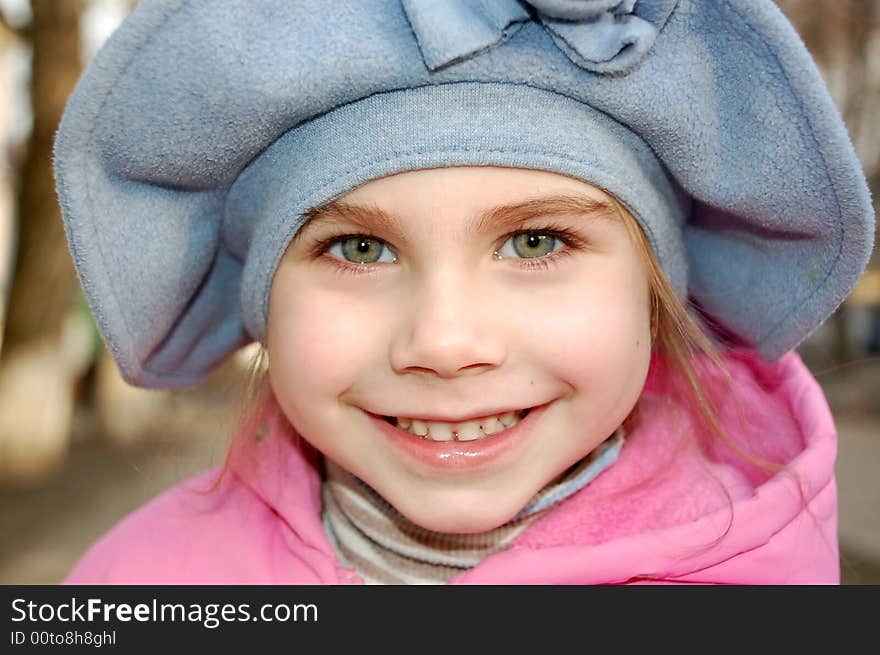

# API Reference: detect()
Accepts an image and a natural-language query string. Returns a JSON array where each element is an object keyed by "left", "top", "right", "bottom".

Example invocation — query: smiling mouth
[{"left": 380, "top": 408, "right": 532, "bottom": 442}]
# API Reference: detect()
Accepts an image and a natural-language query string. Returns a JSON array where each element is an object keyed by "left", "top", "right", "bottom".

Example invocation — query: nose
[{"left": 389, "top": 270, "right": 506, "bottom": 379}]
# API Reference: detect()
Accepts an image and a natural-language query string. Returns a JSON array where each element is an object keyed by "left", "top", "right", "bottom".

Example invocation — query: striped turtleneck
[{"left": 321, "top": 429, "right": 624, "bottom": 584}]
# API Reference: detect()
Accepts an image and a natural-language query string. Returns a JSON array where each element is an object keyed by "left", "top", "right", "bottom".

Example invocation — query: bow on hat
[{"left": 401, "top": 0, "right": 679, "bottom": 74}]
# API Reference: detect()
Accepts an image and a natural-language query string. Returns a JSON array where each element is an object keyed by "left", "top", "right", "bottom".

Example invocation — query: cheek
[
  {"left": 529, "top": 266, "right": 652, "bottom": 397},
  {"left": 267, "top": 283, "right": 386, "bottom": 398}
]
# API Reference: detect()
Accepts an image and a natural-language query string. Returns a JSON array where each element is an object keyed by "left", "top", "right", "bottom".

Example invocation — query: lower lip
[{"left": 369, "top": 404, "right": 550, "bottom": 472}]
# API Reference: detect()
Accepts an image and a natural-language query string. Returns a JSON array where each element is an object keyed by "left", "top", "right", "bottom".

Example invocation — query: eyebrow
[{"left": 295, "top": 192, "right": 620, "bottom": 245}]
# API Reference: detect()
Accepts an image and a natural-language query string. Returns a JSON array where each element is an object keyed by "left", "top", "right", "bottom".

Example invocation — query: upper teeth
[{"left": 395, "top": 410, "right": 525, "bottom": 442}]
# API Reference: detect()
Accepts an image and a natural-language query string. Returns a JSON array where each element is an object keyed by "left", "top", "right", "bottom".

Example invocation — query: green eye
[
  {"left": 502, "top": 232, "right": 558, "bottom": 259},
  {"left": 330, "top": 236, "right": 397, "bottom": 264}
]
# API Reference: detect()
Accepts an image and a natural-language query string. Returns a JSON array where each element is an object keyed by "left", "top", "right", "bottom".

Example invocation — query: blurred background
[{"left": 0, "top": 0, "right": 877, "bottom": 584}]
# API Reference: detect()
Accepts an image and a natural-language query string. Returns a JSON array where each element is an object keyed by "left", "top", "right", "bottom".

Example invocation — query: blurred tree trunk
[
  {"left": 4, "top": 0, "right": 84, "bottom": 349},
  {"left": 0, "top": 19, "right": 18, "bottom": 348},
  {"left": 0, "top": 0, "right": 86, "bottom": 483},
  {"left": 776, "top": 0, "right": 880, "bottom": 362}
]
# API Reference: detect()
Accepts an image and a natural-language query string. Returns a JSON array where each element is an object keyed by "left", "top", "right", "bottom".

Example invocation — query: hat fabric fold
[{"left": 54, "top": 0, "right": 874, "bottom": 388}]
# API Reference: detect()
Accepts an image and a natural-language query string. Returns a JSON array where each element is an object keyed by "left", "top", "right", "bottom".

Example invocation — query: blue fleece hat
[{"left": 54, "top": 0, "right": 875, "bottom": 388}]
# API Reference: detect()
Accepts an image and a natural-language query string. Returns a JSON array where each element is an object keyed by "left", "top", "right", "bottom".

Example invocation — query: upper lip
[{"left": 372, "top": 404, "right": 540, "bottom": 424}]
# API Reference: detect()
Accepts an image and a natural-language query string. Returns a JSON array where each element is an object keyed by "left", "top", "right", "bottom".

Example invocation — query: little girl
[{"left": 55, "top": 0, "right": 874, "bottom": 584}]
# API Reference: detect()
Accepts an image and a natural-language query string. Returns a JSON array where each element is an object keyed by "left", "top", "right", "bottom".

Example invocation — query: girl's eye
[
  {"left": 328, "top": 236, "right": 398, "bottom": 264},
  {"left": 496, "top": 232, "right": 561, "bottom": 259}
]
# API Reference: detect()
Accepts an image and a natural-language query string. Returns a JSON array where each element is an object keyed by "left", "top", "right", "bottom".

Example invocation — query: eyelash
[{"left": 306, "top": 223, "right": 589, "bottom": 277}]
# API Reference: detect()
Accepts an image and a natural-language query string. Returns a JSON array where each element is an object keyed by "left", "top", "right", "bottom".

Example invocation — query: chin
[{"left": 395, "top": 493, "right": 527, "bottom": 535}]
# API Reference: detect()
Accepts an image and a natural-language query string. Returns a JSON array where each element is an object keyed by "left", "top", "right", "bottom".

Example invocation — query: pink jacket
[{"left": 64, "top": 349, "right": 839, "bottom": 584}]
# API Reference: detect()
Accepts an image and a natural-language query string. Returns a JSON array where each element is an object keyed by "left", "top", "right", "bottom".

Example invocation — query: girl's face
[{"left": 267, "top": 166, "right": 652, "bottom": 533}]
